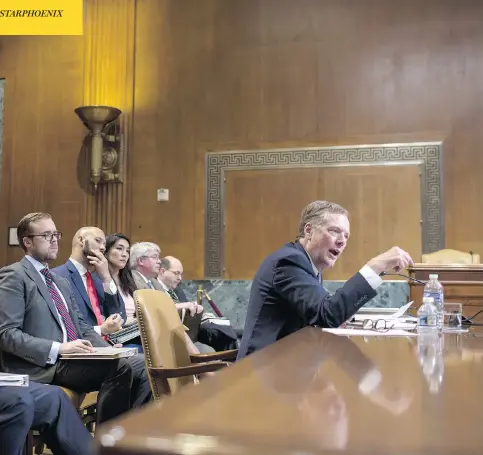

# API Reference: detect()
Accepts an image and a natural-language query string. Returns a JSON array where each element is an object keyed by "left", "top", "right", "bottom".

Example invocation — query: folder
[
  {"left": 0, "top": 372, "right": 29, "bottom": 387},
  {"left": 60, "top": 347, "right": 138, "bottom": 360}
]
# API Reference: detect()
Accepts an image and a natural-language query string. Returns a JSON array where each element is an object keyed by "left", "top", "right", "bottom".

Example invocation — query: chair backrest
[
  {"left": 421, "top": 249, "right": 480, "bottom": 265},
  {"left": 134, "top": 289, "right": 195, "bottom": 398}
]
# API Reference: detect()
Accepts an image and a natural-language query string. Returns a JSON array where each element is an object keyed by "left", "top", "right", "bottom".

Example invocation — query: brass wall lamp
[{"left": 74, "top": 105, "right": 123, "bottom": 190}]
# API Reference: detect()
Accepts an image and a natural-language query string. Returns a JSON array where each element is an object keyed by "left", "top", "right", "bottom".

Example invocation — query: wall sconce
[{"left": 74, "top": 105, "right": 123, "bottom": 190}]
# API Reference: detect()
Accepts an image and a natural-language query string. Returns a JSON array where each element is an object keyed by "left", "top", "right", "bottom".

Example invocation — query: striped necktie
[
  {"left": 147, "top": 280, "right": 155, "bottom": 290},
  {"left": 40, "top": 268, "right": 79, "bottom": 341},
  {"left": 167, "top": 289, "right": 180, "bottom": 303}
]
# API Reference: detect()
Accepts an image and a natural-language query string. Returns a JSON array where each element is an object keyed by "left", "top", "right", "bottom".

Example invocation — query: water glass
[{"left": 442, "top": 303, "right": 463, "bottom": 331}]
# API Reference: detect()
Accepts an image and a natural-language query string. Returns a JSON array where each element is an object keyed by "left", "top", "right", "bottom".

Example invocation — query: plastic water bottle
[
  {"left": 423, "top": 274, "right": 444, "bottom": 330},
  {"left": 417, "top": 296, "right": 438, "bottom": 332}
]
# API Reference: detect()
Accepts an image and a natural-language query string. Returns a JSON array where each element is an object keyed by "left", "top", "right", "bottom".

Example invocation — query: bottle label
[
  {"left": 418, "top": 314, "right": 437, "bottom": 327},
  {"left": 423, "top": 291, "right": 444, "bottom": 306}
]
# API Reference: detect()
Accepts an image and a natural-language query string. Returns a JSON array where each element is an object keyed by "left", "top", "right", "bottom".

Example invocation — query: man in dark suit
[
  {"left": 53, "top": 226, "right": 126, "bottom": 337},
  {"left": 237, "top": 200, "right": 414, "bottom": 359},
  {"left": 0, "top": 381, "right": 93, "bottom": 455},
  {"left": 0, "top": 213, "right": 152, "bottom": 424}
]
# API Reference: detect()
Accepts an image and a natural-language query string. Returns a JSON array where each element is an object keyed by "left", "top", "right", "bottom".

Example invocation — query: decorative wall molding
[{"left": 205, "top": 142, "right": 444, "bottom": 278}]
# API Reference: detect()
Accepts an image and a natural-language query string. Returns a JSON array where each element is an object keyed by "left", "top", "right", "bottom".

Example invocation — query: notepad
[
  {"left": 60, "top": 347, "right": 138, "bottom": 360},
  {"left": 0, "top": 372, "right": 29, "bottom": 387}
]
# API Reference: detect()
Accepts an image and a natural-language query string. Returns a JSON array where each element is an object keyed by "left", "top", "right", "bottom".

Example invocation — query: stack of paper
[{"left": 0, "top": 372, "right": 29, "bottom": 387}]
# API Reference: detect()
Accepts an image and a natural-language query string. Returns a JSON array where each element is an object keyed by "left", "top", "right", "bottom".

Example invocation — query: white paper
[{"left": 323, "top": 328, "right": 418, "bottom": 337}]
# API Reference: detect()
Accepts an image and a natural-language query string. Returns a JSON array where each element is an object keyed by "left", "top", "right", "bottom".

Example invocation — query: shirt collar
[
  {"left": 69, "top": 258, "right": 88, "bottom": 276},
  {"left": 158, "top": 279, "right": 169, "bottom": 292},
  {"left": 24, "top": 254, "right": 48, "bottom": 272},
  {"left": 298, "top": 242, "right": 319, "bottom": 278}
]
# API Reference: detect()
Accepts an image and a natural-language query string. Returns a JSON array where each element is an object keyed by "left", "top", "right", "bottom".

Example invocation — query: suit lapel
[
  {"left": 66, "top": 260, "right": 92, "bottom": 313},
  {"left": 293, "top": 241, "right": 320, "bottom": 281},
  {"left": 20, "top": 257, "right": 63, "bottom": 331}
]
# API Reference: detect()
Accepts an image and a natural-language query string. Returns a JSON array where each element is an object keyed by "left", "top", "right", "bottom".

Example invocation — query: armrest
[
  {"left": 190, "top": 349, "right": 238, "bottom": 363},
  {"left": 149, "top": 360, "right": 229, "bottom": 379}
]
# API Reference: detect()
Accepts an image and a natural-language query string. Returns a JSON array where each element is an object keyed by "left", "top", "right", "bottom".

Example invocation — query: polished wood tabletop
[{"left": 95, "top": 327, "right": 483, "bottom": 455}]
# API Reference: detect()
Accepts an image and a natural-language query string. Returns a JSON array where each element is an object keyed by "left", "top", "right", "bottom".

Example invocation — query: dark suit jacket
[
  {"left": 0, "top": 257, "right": 107, "bottom": 383},
  {"left": 237, "top": 241, "right": 377, "bottom": 359},
  {"left": 52, "top": 260, "right": 125, "bottom": 327}
]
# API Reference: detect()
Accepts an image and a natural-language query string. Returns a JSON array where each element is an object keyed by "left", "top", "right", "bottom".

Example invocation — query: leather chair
[
  {"left": 134, "top": 289, "right": 237, "bottom": 399},
  {"left": 421, "top": 249, "right": 480, "bottom": 265}
]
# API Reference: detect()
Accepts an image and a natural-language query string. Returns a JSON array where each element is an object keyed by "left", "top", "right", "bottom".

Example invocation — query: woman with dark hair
[{"left": 105, "top": 233, "right": 143, "bottom": 352}]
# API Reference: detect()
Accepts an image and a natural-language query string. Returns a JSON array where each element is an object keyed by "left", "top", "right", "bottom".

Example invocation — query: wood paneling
[
  {"left": 2, "top": 0, "right": 483, "bottom": 279},
  {"left": 132, "top": 0, "right": 483, "bottom": 279},
  {"left": 0, "top": 35, "right": 85, "bottom": 266},
  {"left": 224, "top": 165, "right": 421, "bottom": 279}
]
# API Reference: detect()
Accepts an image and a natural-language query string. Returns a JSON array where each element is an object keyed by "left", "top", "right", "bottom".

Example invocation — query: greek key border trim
[{"left": 204, "top": 142, "right": 444, "bottom": 278}]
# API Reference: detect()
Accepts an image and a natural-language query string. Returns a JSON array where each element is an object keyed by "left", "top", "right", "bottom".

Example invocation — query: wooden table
[{"left": 95, "top": 327, "right": 483, "bottom": 455}]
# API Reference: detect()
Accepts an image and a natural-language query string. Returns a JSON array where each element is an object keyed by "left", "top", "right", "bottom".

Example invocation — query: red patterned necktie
[{"left": 40, "top": 268, "right": 79, "bottom": 341}]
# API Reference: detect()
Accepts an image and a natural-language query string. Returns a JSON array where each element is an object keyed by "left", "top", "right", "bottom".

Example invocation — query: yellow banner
[{"left": 0, "top": 0, "right": 83, "bottom": 35}]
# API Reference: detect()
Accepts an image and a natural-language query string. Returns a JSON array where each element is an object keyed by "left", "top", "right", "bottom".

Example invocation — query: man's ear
[{"left": 304, "top": 222, "right": 313, "bottom": 238}]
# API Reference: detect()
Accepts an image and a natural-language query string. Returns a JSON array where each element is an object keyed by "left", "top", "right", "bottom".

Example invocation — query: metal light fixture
[{"left": 74, "top": 105, "right": 122, "bottom": 190}]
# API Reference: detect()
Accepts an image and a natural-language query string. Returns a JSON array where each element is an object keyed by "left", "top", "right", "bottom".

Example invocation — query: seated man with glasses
[
  {"left": 0, "top": 213, "right": 152, "bottom": 425},
  {"left": 130, "top": 243, "right": 213, "bottom": 353}
]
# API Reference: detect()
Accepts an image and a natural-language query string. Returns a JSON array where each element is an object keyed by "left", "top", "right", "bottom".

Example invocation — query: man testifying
[
  {"left": 0, "top": 213, "right": 152, "bottom": 424},
  {"left": 237, "top": 201, "right": 414, "bottom": 359}
]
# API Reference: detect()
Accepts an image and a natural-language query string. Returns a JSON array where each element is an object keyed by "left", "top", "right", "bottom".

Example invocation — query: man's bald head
[
  {"left": 158, "top": 255, "right": 184, "bottom": 290},
  {"left": 70, "top": 225, "right": 107, "bottom": 265}
]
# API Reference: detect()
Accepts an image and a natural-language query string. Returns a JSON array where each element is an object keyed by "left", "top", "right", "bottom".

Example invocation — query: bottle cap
[{"left": 429, "top": 274, "right": 438, "bottom": 279}]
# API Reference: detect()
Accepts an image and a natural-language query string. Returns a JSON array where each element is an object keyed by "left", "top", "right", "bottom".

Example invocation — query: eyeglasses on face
[
  {"left": 143, "top": 254, "right": 160, "bottom": 261},
  {"left": 27, "top": 232, "right": 62, "bottom": 242},
  {"left": 168, "top": 270, "right": 183, "bottom": 277}
]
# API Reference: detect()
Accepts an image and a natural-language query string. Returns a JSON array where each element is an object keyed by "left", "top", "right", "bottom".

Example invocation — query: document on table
[{"left": 322, "top": 328, "right": 418, "bottom": 337}]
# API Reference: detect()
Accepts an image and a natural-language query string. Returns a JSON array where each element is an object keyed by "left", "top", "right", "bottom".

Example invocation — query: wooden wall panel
[
  {"left": 131, "top": 0, "right": 483, "bottom": 279},
  {"left": 224, "top": 165, "right": 421, "bottom": 279},
  {"left": 0, "top": 36, "right": 85, "bottom": 266}
]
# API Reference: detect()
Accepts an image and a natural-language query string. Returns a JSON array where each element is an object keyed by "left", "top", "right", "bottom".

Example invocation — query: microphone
[{"left": 379, "top": 271, "right": 427, "bottom": 285}]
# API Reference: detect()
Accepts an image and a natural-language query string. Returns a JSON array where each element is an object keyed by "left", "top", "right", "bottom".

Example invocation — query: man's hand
[
  {"left": 86, "top": 249, "right": 111, "bottom": 282},
  {"left": 59, "top": 339, "right": 95, "bottom": 354},
  {"left": 366, "top": 246, "right": 414, "bottom": 275},
  {"left": 100, "top": 314, "right": 124, "bottom": 335},
  {"left": 176, "top": 302, "right": 203, "bottom": 316}
]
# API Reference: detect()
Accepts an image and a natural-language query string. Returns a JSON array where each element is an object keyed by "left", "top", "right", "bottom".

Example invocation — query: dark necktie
[
  {"left": 167, "top": 289, "right": 179, "bottom": 303},
  {"left": 40, "top": 268, "right": 79, "bottom": 341}
]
